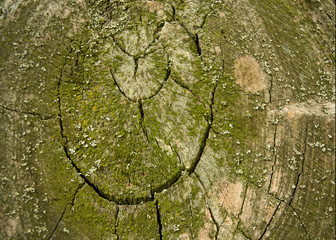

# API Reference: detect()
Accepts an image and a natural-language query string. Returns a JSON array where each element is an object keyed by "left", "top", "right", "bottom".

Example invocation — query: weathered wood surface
[{"left": 0, "top": 1, "right": 335, "bottom": 239}]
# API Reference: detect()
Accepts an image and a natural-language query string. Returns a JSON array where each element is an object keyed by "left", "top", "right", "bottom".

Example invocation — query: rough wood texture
[{"left": 0, "top": 0, "right": 335, "bottom": 239}]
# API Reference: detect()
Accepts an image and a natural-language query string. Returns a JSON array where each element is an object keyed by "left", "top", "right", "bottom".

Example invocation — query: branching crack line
[
  {"left": 155, "top": 200, "right": 163, "bottom": 240},
  {"left": 194, "top": 172, "right": 222, "bottom": 240},
  {"left": 289, "top": 123, "right": 309, "bottom": 205},
  {"left": 112, "top": 20, "right": 165, "bottom": 58},
  {"left": 198, "top": 11, "right": 211, "bottom": 29},
  {"left": 287, "top": 123, "right": 310, "bottom": 239},
  {"left": 239, "top": 228, "right": 252, "bottom": 240},
  {"left": 170, "top": 75, "right": 207, "bottom": 108},
  {"left": 187, "top": 80, "right": 218, "bottom": 174},
  {"left": 258, "top": 202, "right": 281, "bottom": 240},
  {"left": 243, "top": 172, "right": 310, "bottom": 239},
  {"left": 234, "top": 183, "right": 250, "bottom": 240},
  {"left": 177, "top": 20, "right": 203, "bottom": 59},
  {"left": 59, "top": 43, "right": 217, "bottom": 206},
  {"left": 238, "top": 183, "right": 248, "bottom": 221},
  {"left": 109, "top": 68, "right": 135, "bottom": 102},
  {"left": 268, "top": 124, "right": 278, "bottom": 193},
  {"left": 47, "top": 183, "right": 84, "bottom": 240},
  {"left": 0, "top": 103, "right": 55, "bottom": 120},
  {"left": 207, "top": 203, "right": 220, "bottom": 240},
  {"left": 114, "top": 206, "right": 119, "bottom": 240},
  {"left": 109, "top": 57, "right": 171, "bottom": 102},
  {"left": 112, "top": 35, "right": 133, "bottom": 57},
  {"left": 288, "top": 204, "right": 311, "bottom": 240}
]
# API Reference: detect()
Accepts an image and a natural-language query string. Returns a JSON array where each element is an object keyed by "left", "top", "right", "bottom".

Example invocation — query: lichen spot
[{"left": 234, "top": 55, "right": 266, "bottom": 93}]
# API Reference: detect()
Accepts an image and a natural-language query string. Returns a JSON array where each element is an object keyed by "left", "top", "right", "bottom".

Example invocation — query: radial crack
[
  {"left": 114, "top": 206, "right": 120, "bottom": 240},
  {"left": 187, "top": 80, "right": 218, "bottom": 174},
  {"left": 142, "top": 57, "right": 171, "bottom": 101},
  {"left": 138, "top": 99, "right": 149, "bottom": 142},
  {"left": 198, "top": 11, "right": 211, "bottom": 29},
  {"left": 155, "top": 200, "right": 163, "bottom": 240},
  {"left": 238, "top": 183, "right": 248, "bottom": 220},
  {"left": 268, "top": 72, "right": 274, "bottom": 103},
  {"left": 234, "top": 183, "right": 249, "bottom": 239},
  {"left": 0, "top": 103, "right": 55, "bottom": 120},
  {"left": 258, "top": 203, "right": 281, "bottom": 240},
  {"left": 289, "top": 123, "right": 309, "bottom": 205},
  {"left": 109, "top": 68, "right": 135, "bottom": 102},
  {"left": 109, "top": 56, "right": 171, "bottom": 102},
  {"left": 194, "top": 173, "right": 220, "bottom": 240},
  {"left": 207, "top": 204, "right": 220, "bottom": 240},
  {"left": 268, "top": 124, "right": 278, "bottom": 193},
  {"left": 112, "top": 35, "right": 133, "bottom": 57},
  {"left": 239, "top": 228, "right": 252, "bottom": 240},
  {"left": 176, "top": 20, "right": 203, "bottom": 59},
  {"left": 288, "top": 204, "right": 311, "bottom": 239},
  {"left": 242, "top": 172, "right": 309, "bottom": 239},
  {"left": 47, "top": 183, "right": 84, "bottom": 240}
]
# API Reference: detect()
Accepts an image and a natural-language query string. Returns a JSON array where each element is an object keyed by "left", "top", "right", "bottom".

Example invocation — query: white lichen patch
[{"left": 234, "top": 55, "right": 267, "bottom": 93}]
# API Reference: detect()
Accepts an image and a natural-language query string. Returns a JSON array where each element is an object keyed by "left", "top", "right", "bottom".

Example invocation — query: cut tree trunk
[{"left": 0, "top": 1, "right": 335, "bottom": 239}]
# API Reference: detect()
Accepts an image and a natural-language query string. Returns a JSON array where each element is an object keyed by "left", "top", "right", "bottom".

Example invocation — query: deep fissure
[
  {"left": 138, "top": 99, "right": 149, "bottom": 142},
  {"left": 155, "top": 200, "right": 163, "bottom": 240}
]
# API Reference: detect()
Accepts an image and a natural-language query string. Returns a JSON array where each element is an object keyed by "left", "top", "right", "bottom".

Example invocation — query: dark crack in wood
[
  {"left": 47, "top": 183, "right": 84, "bottom": 240},
  {"left": 114, "top": 206, "right": 120, "bottom": 240},
  {"left": 242, "top": 170, "right": 310, "bottom": 239},
  {"left": 239, "top": 228, "right": 252, "bottom": 240},
  {"left": 170, "top": 75, "right": 206, "bottom": 108},
  {"left": 113, "top": 20, "right": 165, "bottom": 59},
  {"left": 112, "top": 35, "right": 133, "bottom": 57},
  {"left": 268, "top": 124, "right": 278, "bottom": 193},
  {"left": 288, "top": 204, "right": 311, "bottom": 240},
  {"left": 109, "top": 57, "right": 171, "bottom": 102},
  {"left": 60, "top": 60, "right": 217, "bottom": 206},
  {"left": 138, "top": 99, "right": 150, "bottom": 142},
  {"left": 142, "top": 57, "right": 171, "bottom": 101},
  {"left": 234, "top": 183, "right": 249, "bottom": 239},
  {"left": 155, "top": 200, "right": 163, "bottom": 240},
  {"left": 258, "top": 202, "right": 281, "bottom": 240},
  {"left": 0, "top": 103, "right": 55, "bottom": 120},
  {"left": 198, "top": 11, "right": 211, "bottom": 29},
  {"left": 177, "top": 20, "right": 203, "bottom": 59},
  {"left": 109, "top": 68, "right": 136, "bottom": 102},
  {"left": 194, "top": 172, "right": 220, "bottom": 240},
  {"left": 195, "top": 33, "right": 202, "bottom": 57},
  {"left": 187, "top": 80, "right": 218, "bottom": 174},
  {"left": 207, "top": 204, "right": 220, "bottom": 240},
  {"left": 289, "top": 123, "right": 309, "bottom": 205}
]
